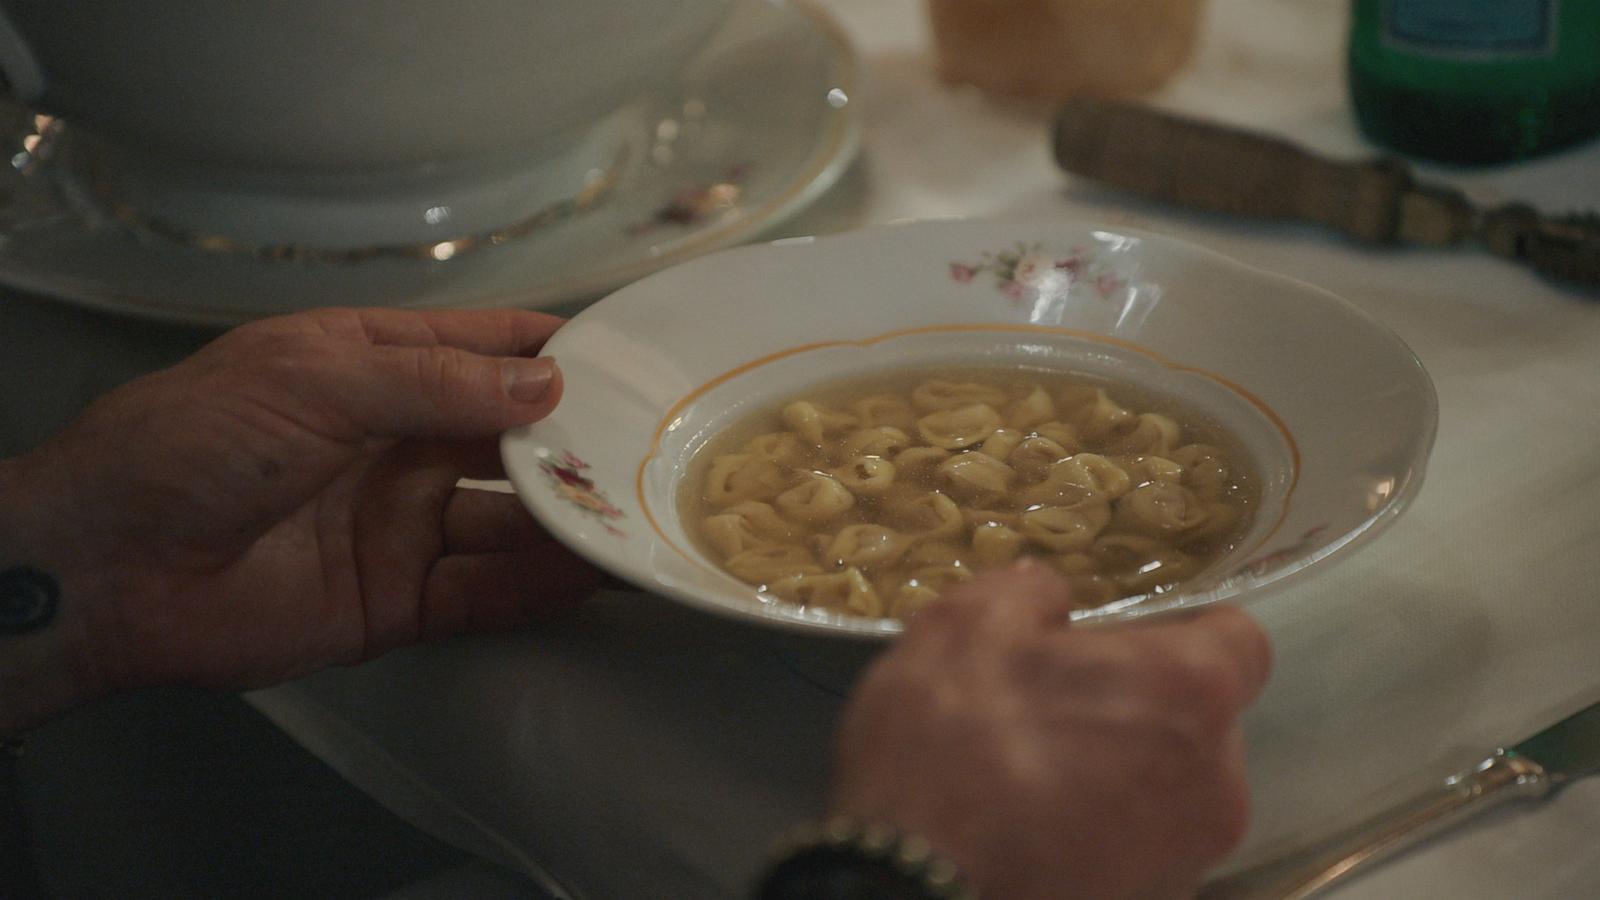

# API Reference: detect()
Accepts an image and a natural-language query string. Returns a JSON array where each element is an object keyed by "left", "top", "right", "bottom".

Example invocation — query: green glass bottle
[{"left": 1348, "top": 0, "right": 1600, "bottom": 164}]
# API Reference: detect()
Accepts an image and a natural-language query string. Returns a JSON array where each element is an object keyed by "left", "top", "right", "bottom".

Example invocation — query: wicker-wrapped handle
[{"left": 1052, "top": 97, "right": 1413, "bottom": 244}]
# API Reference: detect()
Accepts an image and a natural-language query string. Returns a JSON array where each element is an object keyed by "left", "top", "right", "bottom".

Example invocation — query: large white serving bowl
[{"left": 502, "top": 219, "right": 1438, "bottom": 638}]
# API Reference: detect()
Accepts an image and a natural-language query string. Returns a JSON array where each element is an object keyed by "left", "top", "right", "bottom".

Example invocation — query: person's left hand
[{"left": 1, "top": 307, "right": 600, "bottom": 728}]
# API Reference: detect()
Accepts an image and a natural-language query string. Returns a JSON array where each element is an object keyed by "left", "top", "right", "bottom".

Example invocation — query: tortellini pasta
[
  {"left": 972, "top": 522, "right": 1026, "bottom": 565},
  {"left": 775, "top": 473, "right": 856, "bottom": 523},
  {"left": 829, "top": 457, "right": 897, "bottom": 496},
  {"left": 1009, "top": 436, "right": 1074, "bottom": 481},
  {"left": 685, "top": 367, "right": 1257, "bottom": 621},
  {"left": 1003, "top": 383, "right": 1057, "bottom": 430},
  {"left": 1115, "top": 454, "right": 1185, "bottom": 487},
  {"left": 851, "top": 394, "right": 918, "bottom": 431},
  {"left": 891, "top": 446, "right": 949, "bottom": 476},
  {"left": 1045, "top": 453, "right": 1132, "bottom": 500},
  {"left": 1032, "top": 421, "right": 1082, "bottom": 453},
  {"left": 1170, "top": 443, "right": 1232, "bottom": 501},
  {"left": 703, "top": 502, "right": 799, "bottom": 558},
  {"left": 769, "top": 568, "right": 884, "bottom": 617},
  {"left": 703, "top": 454, "right": 788, "bottom": 507},
  {"left": 1020, "top": 502, "right": 1110, "bottom": 552},
  {"left": 744, "top": 432, "right": 808, "bottom": 467},
  {"left": 917, "top": 403, "right": 1002, "bottom": 450},
  {"left": 886, "top": 491, "right": 966, "bottom": 540},
  {"left": 1091, "top": 534, "right": 1201, "bottom": 594},
  {"left": 978, "top": 427, "right": 1025, "bottom": 460},
  {"left": 1105, "top": 412, "right": 1182, "bottom": 455},
  {"left": 840, "top": 426, "right": 912, "bottom": 460},
  {"left": 724, "top": 545, "right": 822, "bottom": 583},
  {"left": 701, "top": 514, "right": 767, "bottom": 559},
  {"left": 782, "top": 401, "right": 857, "bottom": 445},
  {"left": 904, "top": 540, "right": 969, "bottom": 569},
  {"left": 936, "top": 451, "right": 1015, "bottom": 501},
  {"left": 1058, "top": 385, "right": 1134, "bottom": 442},
  {"left": 820, "top": 524, "right": 914, "bottom": 568},
  {"left": 1111, "top": 482, "right": 1210, "bottom": 539},
  {"left": 722, "top": 501, "right": 800, "bottom": 542}
]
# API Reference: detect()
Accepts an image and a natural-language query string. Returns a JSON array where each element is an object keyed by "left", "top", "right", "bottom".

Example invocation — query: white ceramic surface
[
  {"left": 0, "top": 0, "right": 733, "bottom": 248},
  {"left": 502, "top": 218, "right": 1439, "bottom": 638},
  {"left": 0, "top": 0, "right": 859, "bottom": 324}
]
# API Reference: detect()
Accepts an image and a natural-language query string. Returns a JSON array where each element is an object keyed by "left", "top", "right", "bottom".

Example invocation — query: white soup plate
[{"left": 501, "top": 219, "right": 1438, "bottom": 639}]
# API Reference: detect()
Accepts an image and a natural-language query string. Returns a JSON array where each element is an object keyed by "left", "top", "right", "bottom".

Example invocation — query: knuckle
[
  {"left": 413, "top": 346, "right": 458, "bottom": 389},
  {"left": 410, "top": 346, "right": 488, "bottom": 408},
  {"left": 1146, "top": 646, "right": 1244, "bottom": 734},
  {"left": 299, "top": 306, "right": 368, "bottom": 338},
  {"left": 227, "top": 333, "right": 336, "bottom": 390}
]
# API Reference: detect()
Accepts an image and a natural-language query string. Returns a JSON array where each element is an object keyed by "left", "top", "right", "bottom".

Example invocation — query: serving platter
[{"left": 0, "top": 0, "right": 860, "bottom": 325}]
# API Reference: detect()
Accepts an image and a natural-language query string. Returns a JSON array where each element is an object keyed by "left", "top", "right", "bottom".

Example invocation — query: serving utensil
[
  {"left": 1052, "top": 97, "right": 1600, "bottom": 290},
  {"left": 1197, "top": 698, "right": 1600, "bottom": 899}
]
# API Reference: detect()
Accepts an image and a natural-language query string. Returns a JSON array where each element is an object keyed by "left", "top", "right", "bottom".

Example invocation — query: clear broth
[{"left": 679, "top": 365, "right": 1258, "bottom": 620}]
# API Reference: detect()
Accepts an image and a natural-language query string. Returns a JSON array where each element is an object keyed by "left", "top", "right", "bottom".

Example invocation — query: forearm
[{"left": 0, "top": 455, "right": 106, "bottom": 736}]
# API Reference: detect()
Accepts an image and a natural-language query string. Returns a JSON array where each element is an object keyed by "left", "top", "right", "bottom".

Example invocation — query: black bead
[{"left": 0, "top": 566, "right": 59, "bottom": 635}]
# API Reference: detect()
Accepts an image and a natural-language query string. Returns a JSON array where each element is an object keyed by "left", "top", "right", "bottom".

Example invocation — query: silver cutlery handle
[{"left": 1197, "top": 751, "right": 1553, "bottom": 900}]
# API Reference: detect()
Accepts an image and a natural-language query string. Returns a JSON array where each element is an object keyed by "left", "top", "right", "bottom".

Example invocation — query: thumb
[{"left": 310, "top": 345, "right": 563, "bottom": 440}]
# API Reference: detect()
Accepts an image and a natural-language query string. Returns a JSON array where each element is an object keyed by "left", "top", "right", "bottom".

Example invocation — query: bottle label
[{"left": 1383, "top": 0, "right": 1557, "bottom": 56}]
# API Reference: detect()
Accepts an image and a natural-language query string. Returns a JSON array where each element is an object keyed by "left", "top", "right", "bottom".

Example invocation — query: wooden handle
[{"left": 1052, "top": 98, "right": 1413, "bottom": 244}]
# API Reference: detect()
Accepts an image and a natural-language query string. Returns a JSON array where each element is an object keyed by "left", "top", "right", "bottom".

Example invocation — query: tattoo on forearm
[{"left": 0, "top": 567, "right": 59, "bottom": 635}]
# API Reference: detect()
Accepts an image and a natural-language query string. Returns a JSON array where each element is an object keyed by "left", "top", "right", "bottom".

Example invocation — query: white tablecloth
[{"left": 27, "top": 0, "right": 1598, "bottom": 896}]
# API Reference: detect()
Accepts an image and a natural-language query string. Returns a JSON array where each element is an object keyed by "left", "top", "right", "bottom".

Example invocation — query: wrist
[{"left": 0, "top": 455, "right": 108, "bottom": 736}]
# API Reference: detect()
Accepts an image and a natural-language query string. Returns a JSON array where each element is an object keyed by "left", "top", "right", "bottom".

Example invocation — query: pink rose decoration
[{"left": 949, "top": 241, "right": 1125, "bottom": 303}]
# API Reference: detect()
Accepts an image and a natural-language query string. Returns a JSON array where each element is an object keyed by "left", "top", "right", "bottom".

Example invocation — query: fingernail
[{"left": 504, "top": 357, "right": 557, "bottom": 403}]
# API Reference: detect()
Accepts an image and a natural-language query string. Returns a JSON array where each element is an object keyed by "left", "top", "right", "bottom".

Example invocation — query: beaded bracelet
[{"left": 752, "top": 816, "right": 977, "bottom": 900}]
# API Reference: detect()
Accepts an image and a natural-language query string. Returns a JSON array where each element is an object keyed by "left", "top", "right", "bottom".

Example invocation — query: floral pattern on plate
[
  {"left": 950, "top": 242, "right": 1126, "bottom": 302},
  {"left": 540, "top": 450, "right": 626, "bottom": 537}
]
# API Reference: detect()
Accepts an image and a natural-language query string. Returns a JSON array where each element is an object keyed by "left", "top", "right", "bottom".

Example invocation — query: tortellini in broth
[{"left": 682, "top": 367, "right": 1256, "bottom": 620}]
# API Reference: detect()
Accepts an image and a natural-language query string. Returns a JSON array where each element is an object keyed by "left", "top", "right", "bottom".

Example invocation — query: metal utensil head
[
  {"left": 1510, "top": 699, "right": 1600, "bottom": 780},
  {"left": 1520, "top": 213, "right": 1600, "bottom": 289},
  {"left": 1482, "top": 206, "right": 1600, "bottom": 290}
]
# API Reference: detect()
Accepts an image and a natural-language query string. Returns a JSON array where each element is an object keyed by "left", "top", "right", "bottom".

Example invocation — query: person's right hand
[
  {"left": 0, "top": 307, "right": 599, "bottom": 735},
  {"left": 830, "top": 560, "right": 1272, "bottom": 900}
]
